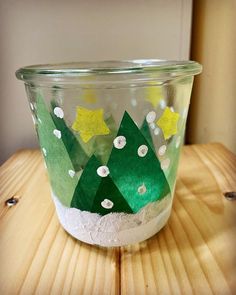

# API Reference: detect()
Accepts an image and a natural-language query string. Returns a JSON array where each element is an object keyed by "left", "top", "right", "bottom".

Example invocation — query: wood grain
[
  {"left": 0, "top": 144, "right": 235, "bottom": 294},
  {"left": 121, "top": 144, "right": 236, "bottom": 295},
  {"left": 0, "top": 150, "right": 119, "bottom": 295}
]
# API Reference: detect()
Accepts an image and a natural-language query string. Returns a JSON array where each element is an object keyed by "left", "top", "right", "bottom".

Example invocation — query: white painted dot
[
  {"left": 154, "top": 127, "right": 160, "bottom": 135},
  {"left": 30, "top": 102, "right": 34, "bottom": 110},
  {"left": 161, "top": 158, "right": 170, "bottom": 170},
  {"left": 31, "top": 115, "right": 36, "bottom": 125},
  {"left": 149, "top": 122, "right": 156, "bottom": 130},
  {"left": 97, "top": 166, "right": 110, "bottom": 177},
  {"left": 54, "top": 107, "right": 64, "bottom": 118},
  {"left": 38, "top": 117, "right": 42, "bottom": 124},
  {"left": 131, "top": 98, "right": 137, "bottom": 107},
  {"left": 138, "top": 145, "right": 148, "bottom": 157},
  {"left": 101, "top": 199, "right": 114, "bottom": 209},
  {"left": 159, "top": 99, "right": 167, "bottom": 109},
  {"left": 138, "top": 184, "right": 147, "bottom": 195},
  {"left": 175, "top": 136, "right": 181, "bottom": 148},
  {"left": 113, "top": 136, "right": 126, "bottom": 149},
  {"left": 68, "top": 169, "right": 75, "bottom": 178},
  {"left": 146, "top": 111, "right": 156, "bottom": 123},
  {"left": 158, "top": 145, "right": 167, "bottom": 156},
  {"left": 42, "top": 148, "right": 47, "bottom": 156},
  {"left": 53, "top": 129, "right": 61, "bottom": 139}
]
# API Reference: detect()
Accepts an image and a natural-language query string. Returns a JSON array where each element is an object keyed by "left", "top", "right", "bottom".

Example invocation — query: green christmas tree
[
  {"left": 71, "top": 111, "right": 170, "bottom": 215},
  {"left": 91, "top": 175, "right": 133, "bottom": 215},
  {"left": 70, "top": 155, "right": 132, "bottom": 215},
  {"left": 36, "top": 95, "right": 78, "bottom": 206},
  {"left": 70, "top": 155, "right": 101, "bottom": 211},
  {"left": 107, "top": 112, "right": 170, "bottom": 213},
  {"left": 35, "top": 93, "right": 171, "bottom": 216},
  {"left": 140, "top": 118, "right": 155, "bottom": 151},
  {"left": 50, "top": 100, "right": 89, "bottom": 171}
]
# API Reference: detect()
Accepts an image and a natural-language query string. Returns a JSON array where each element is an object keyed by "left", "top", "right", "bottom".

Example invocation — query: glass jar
[{"left": 16, "top": 60, "right": 202, "bottom": 247}]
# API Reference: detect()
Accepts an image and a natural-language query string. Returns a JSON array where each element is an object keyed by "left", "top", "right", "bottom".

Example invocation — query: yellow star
[
  {"left": 156, "top": 107, "right": 180, "bottom": 140},
  {"left": 146, "top": 85, "right": 162, "bottom": 108},
  {"left": 72, "top": 107, "right": 110, "bottom": 143}
]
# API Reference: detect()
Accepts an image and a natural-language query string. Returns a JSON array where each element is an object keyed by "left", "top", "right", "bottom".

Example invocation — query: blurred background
[{"left": 0, "top": 0, "right": 235, "bottom": 164}]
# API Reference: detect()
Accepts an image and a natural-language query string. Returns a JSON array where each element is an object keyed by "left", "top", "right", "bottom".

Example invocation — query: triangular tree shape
[
  {"left": 36, "top": 94, "right": 78, "bottom": 206},
  {"left": 50, "top": 100, "right": 89, "bottom": 171},
  {"left": 140, "top": 118, "right": 155, "bottom": 151},
  {"left": 70, "top": 154, "right": 133, "bottom": 215},
  {"left": 91, "top": 176, "right": 133, "bottom": 215},
  {"left": 107, "top": 112, "right": 170, "bottom": 213},
  {"left": 70, "top": 155, "right": 101, "bottom": 210}
]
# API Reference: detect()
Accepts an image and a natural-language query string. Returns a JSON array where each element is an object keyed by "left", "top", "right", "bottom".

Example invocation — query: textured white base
[{"left": 52, "top": 193, "right": 172, "bottom": 247}]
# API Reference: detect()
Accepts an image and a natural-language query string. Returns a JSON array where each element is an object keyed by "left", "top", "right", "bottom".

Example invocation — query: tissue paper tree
[
  {"left": 140, "top": 118, "right": 155, "bottom": 151},
  {"left": 71, "top": 111, "right": 170, "bottom": 215},
  {"left": 107, "top": 112, "right": 170, "bottom": 212},
  {"left": 36, "top": 95, "right": 78, "bottom": 206},
  {"left": 50, "top": 100, "right": 89, "bottom": 171},
  {"left": 36, "top": 96, "right": 170, "bottom": 215},
  {"left": 70, "top": 155, "right": 133, "bottom": 215}
]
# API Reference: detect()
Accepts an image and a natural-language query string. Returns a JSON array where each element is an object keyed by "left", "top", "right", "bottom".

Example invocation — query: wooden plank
[
  {"left": 0, "top": 144, "right": 235, "bottom": 294},
  {"left": 0, "top": 150, "right": 119, "bottom": 295},
  {"left": 120, "top": 143, "right": 236, "bottom": 294}
]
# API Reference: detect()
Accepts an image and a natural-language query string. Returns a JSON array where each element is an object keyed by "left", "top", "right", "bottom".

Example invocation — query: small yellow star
[
  {"left": 156, "top": 107, "right": 180, "bottom": 139},
  {"left": 72, "top": 107, "right": 110, "bottom": 143},
  {"left": 146, "top": 85, "right": 162, "bottom": 108}
]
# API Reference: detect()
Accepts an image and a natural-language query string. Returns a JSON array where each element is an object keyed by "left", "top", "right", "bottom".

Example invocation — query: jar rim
[{"left": 16, "top": 59, "right": 202, "bottom": 82}]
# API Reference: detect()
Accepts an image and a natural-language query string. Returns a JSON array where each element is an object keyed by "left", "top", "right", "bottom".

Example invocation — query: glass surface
[
  {"left": 16, "top": 60, "right": 202, "bottom": 246},
  {"left": 16, "top": 60, "right": 202, "bottom": 86}
]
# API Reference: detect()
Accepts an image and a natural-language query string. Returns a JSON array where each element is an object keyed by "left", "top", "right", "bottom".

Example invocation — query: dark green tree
[{"left": 71, "top": 111, "right": 170, "bottom": 214}]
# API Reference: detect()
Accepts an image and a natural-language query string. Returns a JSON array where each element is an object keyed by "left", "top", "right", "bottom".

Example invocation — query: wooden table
[{"left": 0, "top": 143, "right": 236, "bottom": 295}]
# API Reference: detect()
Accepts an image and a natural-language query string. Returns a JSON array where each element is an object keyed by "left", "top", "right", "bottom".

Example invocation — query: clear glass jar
[{"left": 16, "top": 60, "right": 202, "bottom": 247}]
